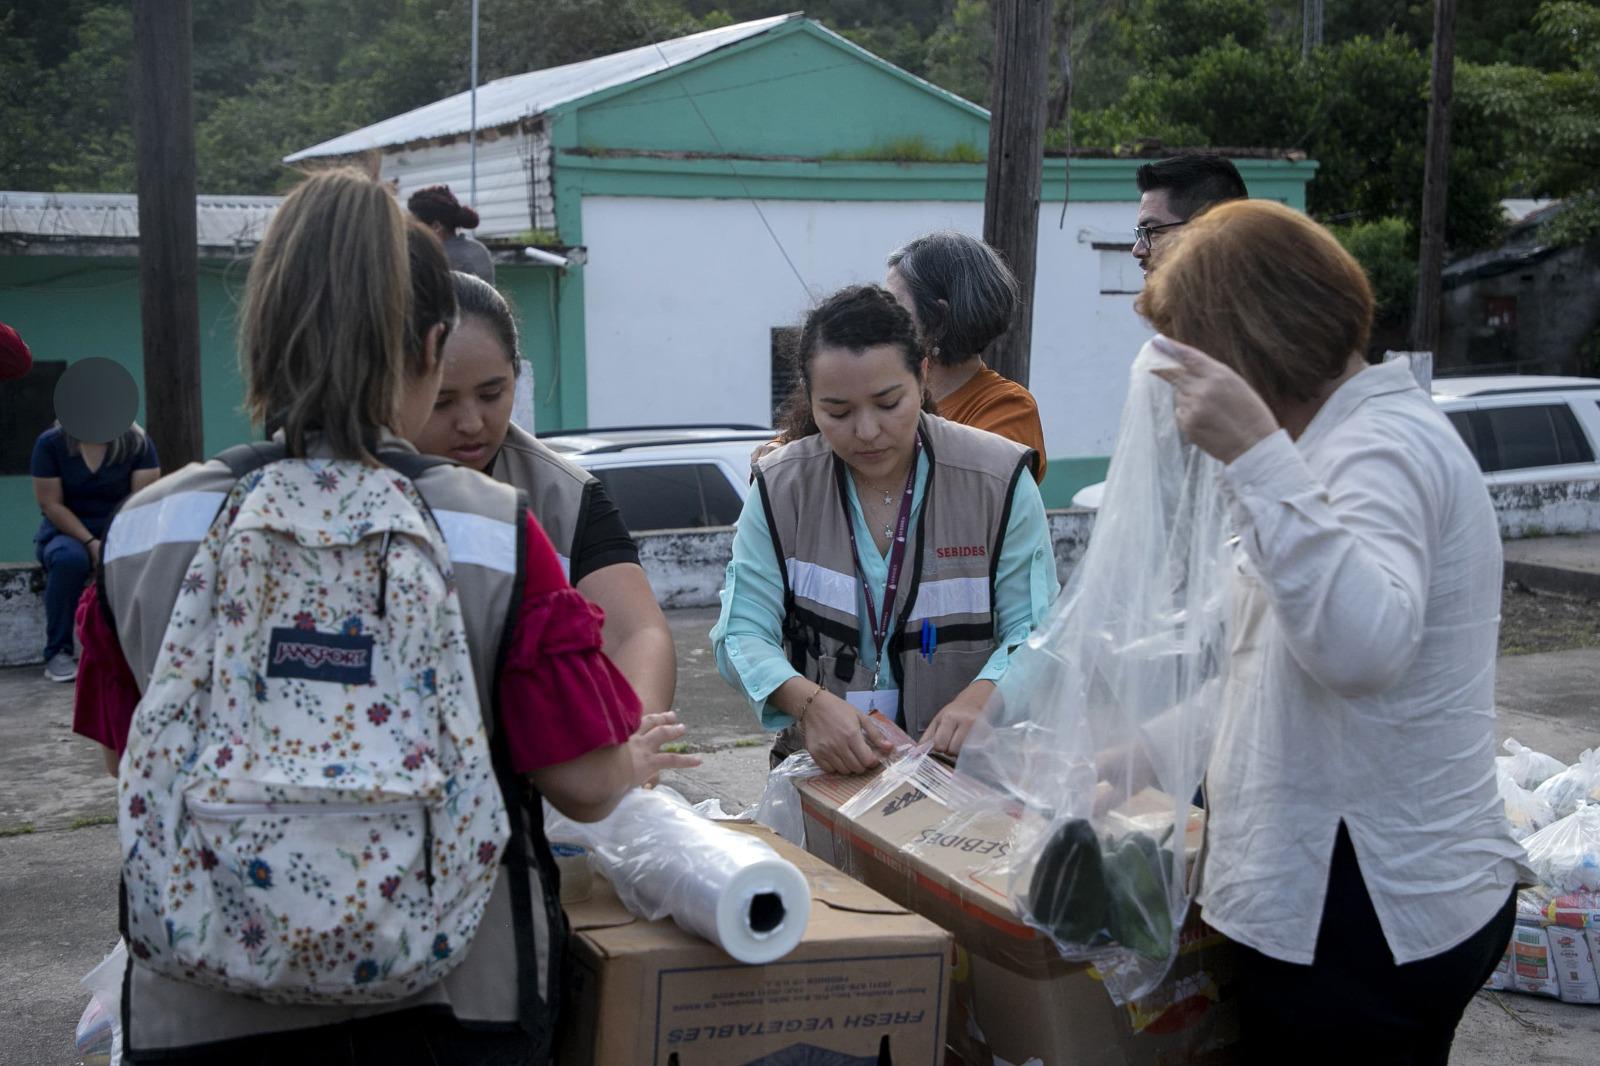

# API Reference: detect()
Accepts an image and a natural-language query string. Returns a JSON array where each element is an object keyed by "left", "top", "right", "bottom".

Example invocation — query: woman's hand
[
  {"left": 803, "top": 691, "right": 894, "bottom": 775},
  {"left": 628, "top": 711, "right": 702, "bottom": 788},
  {"left": 1150, "top": 336, "right": 1279, "bottom": 465},
  {"left": 86, "top": 537, "right": 102, "bottom": 568},
  {"left": 923, "top": 680, "right": 994, "bottom": 757}
]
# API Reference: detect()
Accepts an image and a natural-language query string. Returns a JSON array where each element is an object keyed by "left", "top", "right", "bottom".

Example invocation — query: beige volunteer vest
[
  {"left": 756, "top": 414, "right": 1034, "bottom": 743},
  {"left": 100, "top": 437, "right": 565, "bottom": 1059},
  {"left": 491, "top": 422, "right": 594, "bottom": 581}
]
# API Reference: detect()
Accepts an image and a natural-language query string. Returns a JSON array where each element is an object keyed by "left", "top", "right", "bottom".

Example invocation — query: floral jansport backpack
[{"left": 118, "top": 449, "right": 509, "bottom": 1004}]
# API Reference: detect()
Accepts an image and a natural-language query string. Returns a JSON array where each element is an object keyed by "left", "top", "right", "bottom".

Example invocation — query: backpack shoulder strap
[
  {"left": 215, "top": 441, "right": 288, "bottom": 480},
  {"left": 376, "top": 449, "right": 451, "bottom": 483}
]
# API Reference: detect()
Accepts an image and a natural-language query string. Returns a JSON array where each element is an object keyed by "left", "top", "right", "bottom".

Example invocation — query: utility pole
[
  {"left": 983, "top": 0, "right": 1051, "bottom": 388},
  {"left": 132, "top": 0, "right": 203, "bottom": 468},
  {"left": 1411, "top": 0, "right": 1456, "bottom": 355}
]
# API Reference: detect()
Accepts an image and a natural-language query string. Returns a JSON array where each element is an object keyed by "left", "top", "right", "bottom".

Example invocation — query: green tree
[
  {"left": 1461, "top": 1, "right": 1600, "bottom": 244},
  {"left": 1330, "top": 217, "right": 1418, "bottom": 340}
]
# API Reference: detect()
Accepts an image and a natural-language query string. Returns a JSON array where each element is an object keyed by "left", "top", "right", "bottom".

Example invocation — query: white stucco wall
[{"left": 579, "top": 197, "right": 1151, "bottom": 462}]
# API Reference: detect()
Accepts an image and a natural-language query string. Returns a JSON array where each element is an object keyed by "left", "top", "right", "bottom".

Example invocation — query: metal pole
[
  {"left": 1411, "top": 0, "right": 1456, "bottom": 355},
  {"left": 132, "top": 0, "right": 203, "bottom": 468},
  {"left": 470, "top": 0, "right": 480, "bottom": 204}
]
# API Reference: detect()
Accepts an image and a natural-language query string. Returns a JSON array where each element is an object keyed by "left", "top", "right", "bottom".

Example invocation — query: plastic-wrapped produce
[
  {"left": 1522, "top": 804, "right": 1600, "bottom": 895},
  {"left": 1500, "top": 738, "right": 1567, "bottom": 791},
  {"left": 952, "top": 340, "right": 1234, "bottom": 1004},
  {"left": 1498, "top": 763, "right": 1557, "bottom": 841},
  {"left": 1534, "top": 749, "right": 1600, "bottom": 820},
  {"left": 546, "top": 789, "right": 810, "bottom": 964}
]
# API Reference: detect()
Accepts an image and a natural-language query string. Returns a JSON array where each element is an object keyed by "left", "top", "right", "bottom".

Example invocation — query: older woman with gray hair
[{"left": 884, "top": 231, "right": 1047, "bottom": 480}]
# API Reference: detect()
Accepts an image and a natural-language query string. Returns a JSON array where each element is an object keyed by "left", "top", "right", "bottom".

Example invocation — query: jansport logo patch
[
  {"left": 266, "top": 628, "right": 375, "bottom": 685},
  {"left": 936, "top": 545, "right": 987, "bottom": 559}
]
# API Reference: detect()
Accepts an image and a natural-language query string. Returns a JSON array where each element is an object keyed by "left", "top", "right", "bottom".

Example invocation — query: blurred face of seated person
[{"left": 411, "top": 316, "right": 515, "bottom": 471}]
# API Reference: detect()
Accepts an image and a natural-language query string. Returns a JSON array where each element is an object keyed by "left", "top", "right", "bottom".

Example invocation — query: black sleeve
[{"left": 569, "top": 478, "right": 641, "bottom": 585}]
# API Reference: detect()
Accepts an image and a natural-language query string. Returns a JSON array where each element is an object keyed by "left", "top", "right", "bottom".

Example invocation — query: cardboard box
[
  {"left": 797, "top": 765, "right": 1202, "bottom": 976},
  {"left": 557, "top": 823, "right": 953, "bottom": 1065},
  {"left": 796, "top": 765, "right": 1236, "bottom": 1064},
  {"left": 967, "top": 914, "right": 1238, "bottom": 1066}
]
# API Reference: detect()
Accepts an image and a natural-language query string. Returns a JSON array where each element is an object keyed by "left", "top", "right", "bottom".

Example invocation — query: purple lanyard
[{"left": 843, "top": 433, "right": 922, "bottom": 682}]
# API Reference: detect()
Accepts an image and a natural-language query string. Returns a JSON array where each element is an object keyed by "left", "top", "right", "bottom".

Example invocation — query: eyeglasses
[{"left": 1133, "top": 220, "right": 1187, "bottom": 247}]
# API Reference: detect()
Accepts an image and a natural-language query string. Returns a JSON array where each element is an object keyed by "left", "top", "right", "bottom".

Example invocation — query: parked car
[
  {"left": 1069, "top": 375, "right": 1600, "bottom": 510},
  {"left": 538, "top": 424, "right": 775, "bottom": 532}
]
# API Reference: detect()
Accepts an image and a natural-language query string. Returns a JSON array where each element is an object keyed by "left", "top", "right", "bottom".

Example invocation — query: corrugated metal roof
[
  {"left": 285, "top": 14, "right": 799, "bottom": 163},
  {"left": 0, "top": 191, "right": 281, "bottom": 247}
]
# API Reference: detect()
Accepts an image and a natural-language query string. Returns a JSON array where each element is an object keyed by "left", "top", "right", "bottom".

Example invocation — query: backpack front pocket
[{"left": 171, "top": 795, "right": 443, "bottom": 1003}]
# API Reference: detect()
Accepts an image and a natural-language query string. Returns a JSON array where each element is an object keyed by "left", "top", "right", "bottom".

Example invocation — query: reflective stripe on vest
[
  {"left": 103, "top": 445, "right": 560, "bottom": 1056},
  {"left": 491, "top": 421, "right": 593, "bottom": 583},
  {"left": 757, "top": 415, "right": 1033, "bottom": 740}
]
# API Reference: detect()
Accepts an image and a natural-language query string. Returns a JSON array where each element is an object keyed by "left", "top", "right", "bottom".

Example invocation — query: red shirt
[
  {"left": 72, "top": 511, "right": 640, "bottom": 773},
  {"left": 0, "top": 323, "right": 32, "bottom": 381}
]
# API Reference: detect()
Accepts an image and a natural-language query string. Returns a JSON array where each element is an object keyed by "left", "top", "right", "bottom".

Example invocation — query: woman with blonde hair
[
  {"left": 1138, "top": 199, "right": 1524, "bottom": 1064},
  {"left": 73, "top": 168, "right": 638, "bottom": 1064}
]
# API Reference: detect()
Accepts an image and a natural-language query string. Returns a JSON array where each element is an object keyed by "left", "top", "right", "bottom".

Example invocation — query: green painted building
[{"left": 0, "top": 14, "right": 1316, "bottom": 562}]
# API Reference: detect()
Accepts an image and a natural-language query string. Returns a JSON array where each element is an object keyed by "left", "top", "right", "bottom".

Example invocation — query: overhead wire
[{"left": 628, "top": 8, "right": 816, "bottom": 302}]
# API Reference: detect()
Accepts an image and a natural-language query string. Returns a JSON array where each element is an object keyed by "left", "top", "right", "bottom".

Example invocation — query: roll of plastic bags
[
  {"left": 1533, "top": 749, "right": 1600, "bottom": 820},
  {"left": 953, "top": 339, "right": 1235, "bottom": 1005},
  {"left": 1500, "top": 738, "right": 1567, "bottom": 791},
  {"left": 547, "top": 788, "right": 811, "bottom": 964},
  {"left": 1498, "top": 763, "right": 1556, "bottom": 841},
  {"left": 1522, "top": 803, "right": 1600, "bottom": 894}
]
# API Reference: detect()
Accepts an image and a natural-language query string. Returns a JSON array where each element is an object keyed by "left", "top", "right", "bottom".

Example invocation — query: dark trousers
[
  {"left": 1235, "top": 824, "right": 1516, "bottom": 1066},
  {"left": 38, "top": 531, "right": 92, "bottom": 660}
]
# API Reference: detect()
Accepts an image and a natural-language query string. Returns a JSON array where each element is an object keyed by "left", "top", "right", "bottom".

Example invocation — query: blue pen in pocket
[{"left": 920, "top": 618, "right": 936, "bottom": 661}]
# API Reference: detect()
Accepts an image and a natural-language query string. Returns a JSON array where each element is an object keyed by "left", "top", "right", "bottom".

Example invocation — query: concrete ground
[{"left": 2, "top": 606, "right": 1596, "bottom": 1064}]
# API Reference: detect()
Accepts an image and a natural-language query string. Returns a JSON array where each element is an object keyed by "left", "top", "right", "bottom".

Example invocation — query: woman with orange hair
[{"left": 1138, "top": 200, "right": 1524, "bottom": 1064}]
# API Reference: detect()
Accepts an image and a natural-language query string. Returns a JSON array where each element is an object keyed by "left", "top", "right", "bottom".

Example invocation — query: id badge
[{"left": 845, "top": 688, "right": 900, "bottom": 720}]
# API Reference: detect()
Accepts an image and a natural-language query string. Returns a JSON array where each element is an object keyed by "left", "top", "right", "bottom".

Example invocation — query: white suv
[
  {"left": 538, "top": 425, "right": 774, "bottom": 531},
  {"left": 1070, "top": 375, "right": 1600, "bottom": 509},
  {"left": 1430, "top": 376, "right": 1600, "bottom": 485}
]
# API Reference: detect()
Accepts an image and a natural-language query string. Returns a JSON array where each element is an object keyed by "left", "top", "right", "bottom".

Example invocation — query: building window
[
  {"left": 0, "top": 361, "right": 67, "bottom": 476},
  {"left": 771, "top": 327, "right": 800, "bottom": 424},
  {"left": 1466, "top": 403, "right": 1593, "bottom": 473},
  {"left": 1484, "top": 296, "right": 1517, "bottom": 331}
]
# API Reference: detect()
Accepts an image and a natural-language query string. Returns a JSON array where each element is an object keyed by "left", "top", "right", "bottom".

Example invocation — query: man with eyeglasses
[{"left": 1133, "top": 154, "right": 1249, "bottom": 275}]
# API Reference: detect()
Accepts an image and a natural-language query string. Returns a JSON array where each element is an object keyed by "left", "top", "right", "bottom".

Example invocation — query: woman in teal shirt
[{"left": 713, "top": 286, "right": 1059, "bottom": 775}]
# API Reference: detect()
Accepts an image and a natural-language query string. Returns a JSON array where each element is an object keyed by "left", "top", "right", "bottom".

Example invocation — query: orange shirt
[{"left": 936, "top": 365, "right": 1048, "bottom": 481}]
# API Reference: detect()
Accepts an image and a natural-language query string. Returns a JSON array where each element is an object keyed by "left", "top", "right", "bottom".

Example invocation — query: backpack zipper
[{"left": 187, "top": 797, "right": 427, "bottom": 818}]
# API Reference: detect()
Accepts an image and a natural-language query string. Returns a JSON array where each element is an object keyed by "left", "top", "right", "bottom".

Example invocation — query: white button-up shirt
[{"left": 1197, "top": 359, "right": 1529, "bottom": 966}]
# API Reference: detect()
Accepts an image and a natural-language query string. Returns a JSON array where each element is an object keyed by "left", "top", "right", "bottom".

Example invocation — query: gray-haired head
[{"left": 885, "top": 231, "right": 1018, "bottom": 366}]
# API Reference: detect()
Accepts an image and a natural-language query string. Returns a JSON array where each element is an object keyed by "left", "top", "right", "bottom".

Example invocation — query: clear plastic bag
[
  {"left": 1533, "top": 748, "right": 1600, "bottom": 820},
  {"left": 546, "top": 788, "right": 811, "bottom": 963},
  {"left": 952, "top": 340, "right": 1235, "bottom": 1003},
  {"left": 75, "top": 940, "right": 126, "bottom": 1066},
  {"left": 744, "top": 714, "right": 919, "bottom": 845},
  {"left": 1498, "top": 762, "right": 1556, "bottom": 841},
  {"left": 1522, "top": 803, "right": 1600, "bottom": 895},
  {"left": 1500, "top": 738, "right": 1567, "bottom": 791}
]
